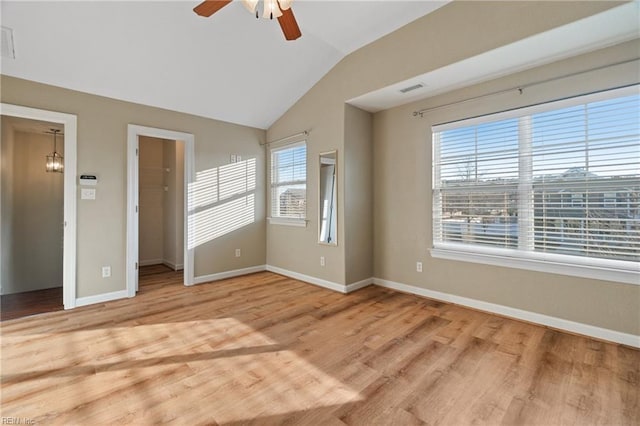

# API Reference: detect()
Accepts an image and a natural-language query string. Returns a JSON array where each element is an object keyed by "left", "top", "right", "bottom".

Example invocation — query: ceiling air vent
[
  {"left": 1, "top": 26, "right": 16, "bottom": 59},
  {"left": 399, "top": 83, "right": 424, "bottom": 94}
]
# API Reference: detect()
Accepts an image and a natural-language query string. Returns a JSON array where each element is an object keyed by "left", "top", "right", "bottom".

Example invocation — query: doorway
[
  {"left": 1, "top": 103, "right": 77, "bottom": 313},
  {"left": 138, "top": 135, "right": 185, "bottom": 284},
  {"left": 126, "top": 125, "right": 194, "bottom": 297}
]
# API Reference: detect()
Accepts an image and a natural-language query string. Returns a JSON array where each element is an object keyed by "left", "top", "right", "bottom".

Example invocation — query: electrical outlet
[
  {"left": 237, "top": 155, "right": 242, "bottom": 161},
  {"left": 102, "top": 266, "right": 111, "bottom": 278},
  {"left": 320, "top": 256, "right": 325, "bottom": 267},
  {"left": 416, "top": 261, "right": 423, "bottom": 272},
  {"left": 230, "top": 154, "right": 237, "bottom": 163},
  {"left": 235, "top": 248, "right": 241, "bottom": 257}
]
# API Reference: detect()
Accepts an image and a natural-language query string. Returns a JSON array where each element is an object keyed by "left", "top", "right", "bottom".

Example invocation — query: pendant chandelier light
[
  {"left": 45, "top": 129, "right": 64, "bottom": 173},
  {"left": 241, "top": 0, "right": 293, "bottom": 20}
]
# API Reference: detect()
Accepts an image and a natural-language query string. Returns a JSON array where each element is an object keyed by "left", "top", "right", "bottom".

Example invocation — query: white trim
[
  {"left": 193, "top": 265, "right": 267, "bottom": 285},
  {"left": 127, "top": 124, "right": 195, "bottom": 298},
  {"left": 266, "top": 265, "right": 348, "bottom": 293},
  {"left": 267, "top": 217, "right": 307, "bottom": 227},
  {"left": 373, "top": 277, "right": 640, "bottom": 348},
  {"left": 431, "top": 244, "right": 639, "bottom": 285},
  {"left": 346, "top": 277, "right": 373, "bottom": 293},
  {"left": 75, "top": 289, "right": 129, "bottom": 308},
  {"left": 431, "top": 85, "right": 640, "bottom": 286},
  {"left": 1, "top": 103, "right": 77, "bottom": 309},
  {"left": 269, "top": 140, "right": 307, "bottom": 222}
]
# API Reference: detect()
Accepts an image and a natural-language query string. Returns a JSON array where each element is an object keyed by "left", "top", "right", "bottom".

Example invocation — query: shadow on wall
[{"left": 188, "top": 158, "right": 257, "bottom": 249}]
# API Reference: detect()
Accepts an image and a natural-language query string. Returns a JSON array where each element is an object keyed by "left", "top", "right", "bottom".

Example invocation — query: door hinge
[
  {"left": 135, "top": 262, "right": 138, "bottom": 270},
  {"left": 136, "top": 205, "right": 138, "bottom": 213},
  {"left": 136, "top": 148, "right": 139, "bottom": 156}
]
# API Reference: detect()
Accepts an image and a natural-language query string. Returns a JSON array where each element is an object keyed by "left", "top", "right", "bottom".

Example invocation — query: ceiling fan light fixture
[
  {"left": 241, "top": 0, "right": 259, "bottom": 13},
  {"left": 263, "top": 0, "right": 283, "bottom": 19},
  {"left": 278, "top": 0, "right": 292, "bottom": 10},
  {"left": 194, "top": 0, "right": 300, "bottom": 40}
]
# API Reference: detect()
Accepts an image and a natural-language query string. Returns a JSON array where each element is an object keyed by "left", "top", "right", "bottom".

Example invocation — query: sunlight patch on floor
[{"left": 1, "top": 317, "right": 362, "bottom": 423}]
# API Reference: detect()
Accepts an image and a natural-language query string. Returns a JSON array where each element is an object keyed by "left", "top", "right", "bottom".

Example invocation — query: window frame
[
  {"left": 269, "top": 140, "right": 307, "bottom": 227},
  {"left": 431, "top": 85, "right": 640, "bottom": 285}
]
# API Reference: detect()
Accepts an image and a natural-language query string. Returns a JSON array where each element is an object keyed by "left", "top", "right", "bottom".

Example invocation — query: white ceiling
[{"left": 0, "top": 0, "right": 448, "bottom": 129}]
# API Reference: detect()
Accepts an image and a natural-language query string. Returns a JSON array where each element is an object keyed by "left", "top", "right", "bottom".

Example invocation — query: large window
[
  {"left": 270, "top": 141, "right": 307, "bottom": 223},
  {"left": 432, "top": 86, "right": 639, "bottom": 283}
]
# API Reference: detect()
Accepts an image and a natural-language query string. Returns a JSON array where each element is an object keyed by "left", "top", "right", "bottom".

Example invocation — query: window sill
[
  {"left": 431, "top": 243, "right": 639, "bottom": 285},
  {"left": 268, "top": 217, "right": 307, "bottom": 227}
]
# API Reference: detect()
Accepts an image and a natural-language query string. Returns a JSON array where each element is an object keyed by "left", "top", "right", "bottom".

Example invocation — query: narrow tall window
[
  {"left": 270, "top": 142, "right": 307, "bottom": 221},
  {"left": 432, "top": 87, "right": 639, "bottom": 283}
]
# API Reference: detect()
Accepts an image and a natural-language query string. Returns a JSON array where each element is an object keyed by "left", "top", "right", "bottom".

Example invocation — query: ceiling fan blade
[
  {"left": 277, "top": 7, "right": 302, "bottom": 41},
  {"left": 193, "top": 0, "right": 232, "bottom": 17}
]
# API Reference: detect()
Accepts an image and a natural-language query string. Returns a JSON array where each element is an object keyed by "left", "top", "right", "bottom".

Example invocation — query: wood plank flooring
[
  {"left": 1, "top": 271, "right": 638, "bottom": 425},
  {"left": 1, "top": 287, "right": 63, "bottom": 321}
]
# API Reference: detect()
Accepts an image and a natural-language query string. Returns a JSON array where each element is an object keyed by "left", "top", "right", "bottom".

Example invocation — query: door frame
[
  {"left": 126, "top": 124, "right": 195, "bottom": 296},
  {"left": 1, "top": 103, "right": 78, "bottom": 309}
]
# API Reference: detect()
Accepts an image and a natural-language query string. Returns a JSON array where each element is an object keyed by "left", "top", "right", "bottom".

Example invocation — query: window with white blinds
[
  {"left": 270, "top": 141, "right": 307, "bottom": 221},
  {"left": 432, "top": 86, "right": 639, "bottom": 283}
]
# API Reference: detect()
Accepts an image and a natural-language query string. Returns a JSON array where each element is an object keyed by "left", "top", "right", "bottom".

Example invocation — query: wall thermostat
[{"left": 79, "top": 174, "right": 98, "bottom": 186}]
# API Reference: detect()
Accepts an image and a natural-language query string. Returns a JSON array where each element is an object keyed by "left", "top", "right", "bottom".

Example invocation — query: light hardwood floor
[{"left": 1, "top": 270, "right": 638, "bottom": 425}]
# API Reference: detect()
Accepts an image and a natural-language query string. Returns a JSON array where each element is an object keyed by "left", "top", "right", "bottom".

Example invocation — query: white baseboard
[
  {"left": 139, "top": 259, "right": 184, "bottom": 270},
  {"left": 265, "top": 266, "right": 372, "bottom": 294},
  {"left": 139, "top": 259, "right": 162, "bottom": 267},
  {"left": 373, "top": 277, "right": 640, "bottom": 348},
  {"left": 266, "top": 265, "right": 349, "bottom": 293},
  {"left": 75, "top": 289, "right": 129, "bottom": 308},
  {"left": 346, "top": 277, "right": 373, "bottom": 293},
  {"left": 162, "top": 260, "right": 184, "bottom": 271},
  {"left": 69, "top": 265, "right": 638, "bottom": 347},
  {"left": 193, "top": 265, "right": 267, "bottom": 285}
]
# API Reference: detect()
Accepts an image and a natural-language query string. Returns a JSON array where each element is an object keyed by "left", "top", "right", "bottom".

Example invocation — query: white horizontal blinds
[
  {"left": 270, "top": 142, "right": 307, "bottom": 219},
  {"left": 434, "top": 118, "right": 520, "bottom": 249},
  {"left": 531, "top": 94, "right": 640, "bottom": 261},
  {"left": 433, "top": 87, "right": 640, "bottom": 263}
]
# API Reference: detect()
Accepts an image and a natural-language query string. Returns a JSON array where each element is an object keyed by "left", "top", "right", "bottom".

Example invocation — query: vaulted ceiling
[{"left": 0, "top": 1, "right": 448, "bottom": 129}]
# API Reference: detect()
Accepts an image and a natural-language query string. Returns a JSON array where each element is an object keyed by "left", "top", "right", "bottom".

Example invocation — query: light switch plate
[{"left": 81, "top": 188, "right": 96, "bottom": 200}]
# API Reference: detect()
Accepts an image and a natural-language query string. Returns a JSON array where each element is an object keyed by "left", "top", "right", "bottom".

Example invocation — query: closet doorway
[
  {"left": 126, "top": 125, "right": 194, "bottom": 296},
  {"left": 138, "top": 136, "right": 184, "bottom": 281}
]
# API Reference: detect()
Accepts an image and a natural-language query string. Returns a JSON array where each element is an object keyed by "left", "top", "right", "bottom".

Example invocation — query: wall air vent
[
  {"left": 1, "top": 26, "right": 15, "bottom": 59},
  {"left": 399, "top": 83, "right": 424, "bottom": 94}
]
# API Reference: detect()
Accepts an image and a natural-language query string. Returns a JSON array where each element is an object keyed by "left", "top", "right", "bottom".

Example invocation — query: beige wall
[
  {"left": 266, "top": 105, "right": 346, "bottom": 284},
  {"left": 1, "top": 125, "right": 64, "bottom": 294},
  {"left": 1, "top": 75, "right": 266, "bottom": 298},
  {"left": 267, "top": 1, "right": 638, "bottom": 334},
  {"left": 344, "top": 105, "right": 373, "bottom": 284},
  {"left": 373, "top": 41, "right": 640, "bottom": 336},
  {"left": 0, "top": 117, "right": 14, "bottom": 293},
  {"left": 267, "top": 1, "right": 619, "bottom": 286},
  {"left": 138, "top": 136, "right": 165, "bottom": 264},
  {"left": 162, "top": 139, "right": 185, "bottom": 269}
]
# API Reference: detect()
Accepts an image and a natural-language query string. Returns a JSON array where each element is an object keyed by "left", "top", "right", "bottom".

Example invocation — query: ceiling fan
[{"left": 194, "top": 0, "right": 302, "bottom": 41}]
